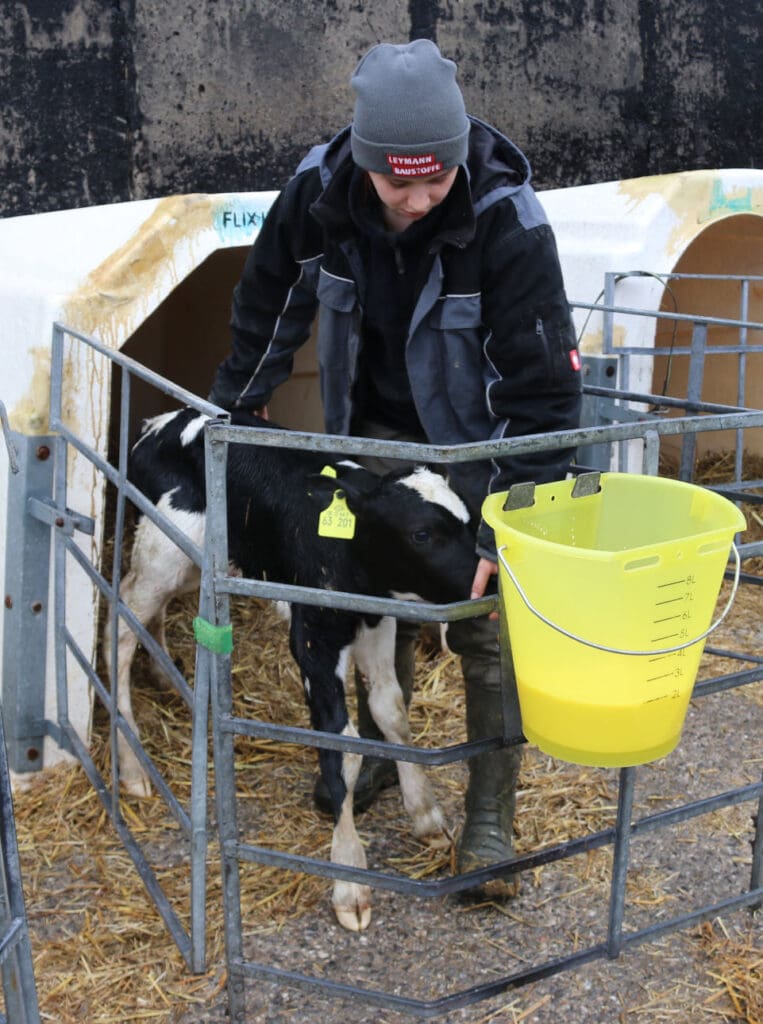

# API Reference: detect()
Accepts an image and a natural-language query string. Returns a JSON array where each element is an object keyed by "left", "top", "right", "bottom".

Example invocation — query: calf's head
[{"left": 310, "top": 465, "right": 479, "bottom": 603}]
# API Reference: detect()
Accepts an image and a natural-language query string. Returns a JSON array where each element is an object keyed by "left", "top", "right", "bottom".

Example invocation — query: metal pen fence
[
  {"left": 10, "top": 289, "right": 763, "bottom": 1018},
  {"left": 578, "top": 271, "right": 763, "bottom": 483},
  {"left": 199, "top": 409, "right": 762, "bottom": 1021}
]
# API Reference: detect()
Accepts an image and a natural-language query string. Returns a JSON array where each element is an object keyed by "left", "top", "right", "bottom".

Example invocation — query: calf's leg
[
  {"left": 290, "top": 608, "right": 371, "bottom": 932},
  {"left": 353, "top": 616, "right": 446, "bottom": 840}
]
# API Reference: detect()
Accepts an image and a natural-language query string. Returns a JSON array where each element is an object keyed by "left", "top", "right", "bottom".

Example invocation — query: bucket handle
[{"left": 496, "top": 542, "right": 741, "bottom": 657}]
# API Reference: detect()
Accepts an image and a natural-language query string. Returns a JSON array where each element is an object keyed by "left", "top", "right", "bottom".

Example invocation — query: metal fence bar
[
  {"left": 573, "top": 299, "right": 763, "bottom": 333},
  {"left": 209, "top": 409, "right": 763, "bottom": 462},
  {"left": 230, "top": 941, "right": 611, "bottom": 1020},
  {"left": 219, "top": 714, "right": 503, "bottom": 766},
  {"left": 620, "top": 887, "right": 763, "bottom": 951},
  {"left": 631, "top": 273, "right": 763, "bottom": 280}
]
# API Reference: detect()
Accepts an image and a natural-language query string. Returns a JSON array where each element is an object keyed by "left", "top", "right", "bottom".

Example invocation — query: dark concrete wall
[{"left": 1, "top": 0, "right": 760, "bottom": 217}]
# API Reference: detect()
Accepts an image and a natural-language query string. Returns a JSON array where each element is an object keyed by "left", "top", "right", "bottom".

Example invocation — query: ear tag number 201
[{"left": 318, "top": 465, "right": 356, "bottom": 540}]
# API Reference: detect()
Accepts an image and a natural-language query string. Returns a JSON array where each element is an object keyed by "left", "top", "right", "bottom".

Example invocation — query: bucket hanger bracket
[
  {"left": 502, "top": 481, "right": 536, "bottom": 511},
  {"left": 572, "top": 471, "right": 602, "bottom": 498}
]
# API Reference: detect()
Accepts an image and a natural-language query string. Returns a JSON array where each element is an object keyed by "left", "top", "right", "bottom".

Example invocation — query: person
[{"left": 209, "top": 39, "right": 582, "bottom": 880}]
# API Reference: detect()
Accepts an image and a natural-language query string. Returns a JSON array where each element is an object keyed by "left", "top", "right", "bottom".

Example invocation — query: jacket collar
[
  {"left": 310, "top": 141, "right": 476, "bottom": 251},
  {"left": 308, "top": 118, "right": 531, "bottom": 241}
]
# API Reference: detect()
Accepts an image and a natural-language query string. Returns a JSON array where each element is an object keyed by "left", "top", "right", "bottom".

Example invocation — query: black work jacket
[{"left": 211, "top": 119, "right": 583, "bottom": 556}]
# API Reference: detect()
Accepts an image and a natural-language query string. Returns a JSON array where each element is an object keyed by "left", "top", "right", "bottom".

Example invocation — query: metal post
[
  {"left": 750, "top": 776, "right": 763, "bottom": 911},
  {"left": 204, "top": 421, "right": 246, "bottom": 1021},
  {"left": 642, "top": 429, "right": 661, "bottom": 476},
  {"left": 188, "top": 418, "right": 213, "bottom": 973},
  {"left": 602, "top": 273, "right": 617, "bottom": 361},
  {"left": 607, "top": 767, "right": 637, "bottom": 958},
  {"left": 497, "top": 585, "right": 523, "bottom": 743},
  {"left": 603, "top": 272, "right": 632, "bottom": 472},
  {"left": 109, "top": 368, "right": 132, "bottom": 818},
  {"left": 578, "top": 355, "right": 620, "bottom": 472},
  {"left": 678, "top": 322, "right": 708, "bottom": 481},
  {"left": 736, "top": 279, "right": 749, "bottom": 483},
  {"left": 1, "top": 432, "right": 54, "bottom": 774},
  {"left": 0, "top": 709, "right": 41, "bottom": 1023}
]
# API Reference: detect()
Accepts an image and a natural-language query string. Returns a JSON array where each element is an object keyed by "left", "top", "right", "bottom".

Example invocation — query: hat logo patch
[{"left": 386, "top": 153, "right": 443, "bottom": 177}]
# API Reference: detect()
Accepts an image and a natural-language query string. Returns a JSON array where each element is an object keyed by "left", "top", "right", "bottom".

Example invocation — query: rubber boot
[
  {"left": 312, "top": 621, "right": 417, "bottom": 815},
  {"left": 455, "top": 655, "right": 521, "bottom": 895}
]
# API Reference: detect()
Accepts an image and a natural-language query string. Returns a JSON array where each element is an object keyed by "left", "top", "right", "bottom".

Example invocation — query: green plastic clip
[{"left": 193, "top": 616, "right": 233, "bottom": 655}]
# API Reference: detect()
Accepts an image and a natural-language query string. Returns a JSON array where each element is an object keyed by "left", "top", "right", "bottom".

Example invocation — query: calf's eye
[{"left": 411, "top": 528, "right": 431, "bottom": 545}]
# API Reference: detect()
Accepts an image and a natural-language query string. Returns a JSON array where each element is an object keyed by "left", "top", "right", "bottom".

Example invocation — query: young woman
[{"left": 210, "top": 39, "right": 582, "bottom": 880}]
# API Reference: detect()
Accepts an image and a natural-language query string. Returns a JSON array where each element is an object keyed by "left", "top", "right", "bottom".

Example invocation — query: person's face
[{"left": 367, "top": 167, "right": 459, "bottom": 232}]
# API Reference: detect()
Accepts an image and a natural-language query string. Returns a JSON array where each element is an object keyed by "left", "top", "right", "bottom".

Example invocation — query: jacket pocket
[
  {"left": 535, "top": 315, "right": 581, "bottom": 386},
  {"left": 316, "top": 267, "right": 357, "bottom": 312},
  {"left": 428, "top": 293, "right": 482, "bottom": 330},
  {"left": 316, "top": 267, "right": 359, "bottom": 368},
  {"left": 426, "top": 294, "right": 489, "bottom": 438}
]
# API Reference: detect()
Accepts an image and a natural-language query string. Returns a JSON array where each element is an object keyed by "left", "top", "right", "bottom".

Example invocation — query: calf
[{"left": 106, "top": 407, "right": 478, "bottom": 931}]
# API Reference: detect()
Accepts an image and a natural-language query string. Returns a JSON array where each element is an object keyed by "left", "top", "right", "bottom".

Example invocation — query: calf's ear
[
  {"left": 305, "top": 472, "right": 369, "bottom": 513},
  {"left": 304, "top": 474, "right": 337, "bottom": 511}
]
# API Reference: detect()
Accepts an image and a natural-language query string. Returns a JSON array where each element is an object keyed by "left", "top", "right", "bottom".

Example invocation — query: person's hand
[{"left": 471, "top": 557, "right": 499, "bottom": 619}]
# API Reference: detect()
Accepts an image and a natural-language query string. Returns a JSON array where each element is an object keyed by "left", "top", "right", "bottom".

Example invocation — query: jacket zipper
[{"left": 536, "top": 317, "right": 559, "bottom": 382}]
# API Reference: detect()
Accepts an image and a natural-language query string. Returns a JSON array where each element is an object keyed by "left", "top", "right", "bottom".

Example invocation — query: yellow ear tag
[{"left": 318, "top": 467, "right": 356, "bottom": 539}]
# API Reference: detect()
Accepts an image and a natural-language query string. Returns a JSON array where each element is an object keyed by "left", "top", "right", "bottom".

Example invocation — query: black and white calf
[{"left": 106, "top": 407, "right": 478, "bottom": 931}]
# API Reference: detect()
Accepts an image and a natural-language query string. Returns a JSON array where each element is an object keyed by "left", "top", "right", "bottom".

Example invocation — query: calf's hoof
[
  {"left": 121, "top": 773, "right": 152, "bottom": 799},
  {"left": 333, "top": 882, "right": 372, "bottom": 932},
  {"left": 421, "top": 821, "right": 452, "bottom": 850},
  {"left": 412, "top": 804, "right": 448, "bottom": 843}
]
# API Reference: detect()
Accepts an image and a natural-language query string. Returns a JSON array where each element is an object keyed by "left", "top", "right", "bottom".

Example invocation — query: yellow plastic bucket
[{"left": 482, "top": 473, "right": 746, "bottom": 767}]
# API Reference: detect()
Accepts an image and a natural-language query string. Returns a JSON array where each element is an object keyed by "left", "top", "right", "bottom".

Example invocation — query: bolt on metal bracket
[{"left": 27, "top": 496, "right": 95, "bottom": 537}]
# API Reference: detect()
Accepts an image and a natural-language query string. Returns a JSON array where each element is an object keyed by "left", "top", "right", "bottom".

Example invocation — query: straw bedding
[{"left": 6, "top": 455, "right": 762, "bottom": 1023}]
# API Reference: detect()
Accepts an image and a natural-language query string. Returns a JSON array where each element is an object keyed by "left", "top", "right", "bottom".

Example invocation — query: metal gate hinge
[{"left": 26, "top": 496, "right": 95, "bottom": 537}]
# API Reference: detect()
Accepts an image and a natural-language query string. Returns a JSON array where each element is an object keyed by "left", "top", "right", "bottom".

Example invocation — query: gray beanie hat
[{"left": 350, "top": 39, "right": 469, "bottom": 177}]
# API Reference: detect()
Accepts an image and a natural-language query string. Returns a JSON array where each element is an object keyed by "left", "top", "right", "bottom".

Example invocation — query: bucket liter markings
[{"left": 482, "top": 472, "right": 746, "bottom": 767}]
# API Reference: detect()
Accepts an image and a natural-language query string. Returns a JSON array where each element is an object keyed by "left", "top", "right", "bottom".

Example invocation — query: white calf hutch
[{"left": 0, "top": 169, "right": 761, "bottom": 1019}]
